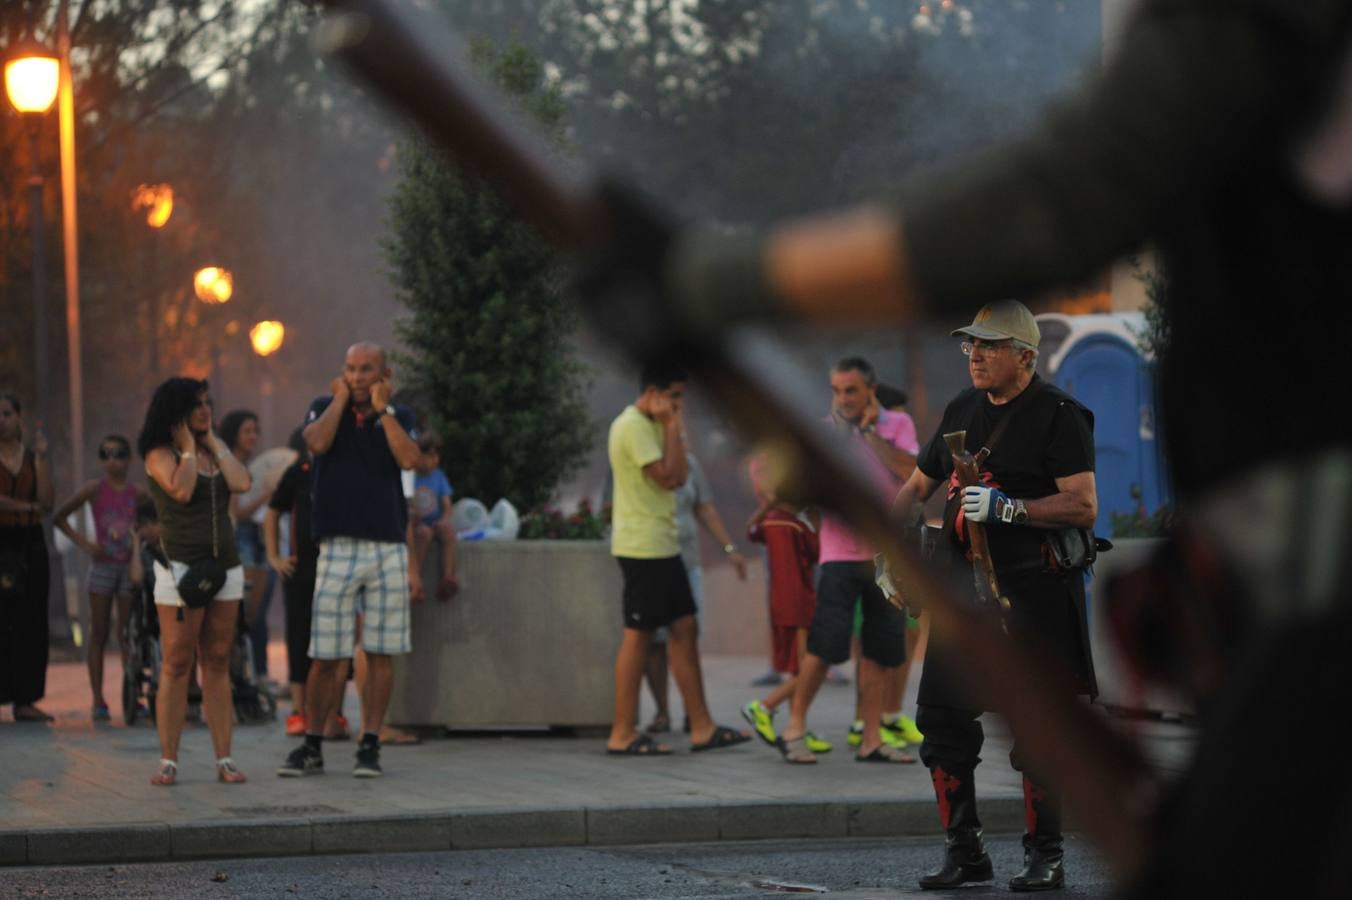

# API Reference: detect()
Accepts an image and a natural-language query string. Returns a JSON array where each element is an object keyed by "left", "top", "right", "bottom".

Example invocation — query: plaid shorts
[
  {"left": 88, "top": 560, "right": 133, "bottom": 597},
  {"left": 309, "top": 537, "right": 411, "bottom": 660}
]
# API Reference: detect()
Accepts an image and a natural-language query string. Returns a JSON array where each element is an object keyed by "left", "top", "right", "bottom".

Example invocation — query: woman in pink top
[{"left": 53, "top": 434, "right": 143, "bottom": 720}]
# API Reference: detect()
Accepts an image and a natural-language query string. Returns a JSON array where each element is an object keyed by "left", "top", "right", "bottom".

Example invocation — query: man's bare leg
[
  {"left": 667, "top": 614, "right": 721, "bottom": 743},
  {"left": 609, "top": 628, "right": 662, "bottom": 750},
  {"left": 642, "top": 640, "right": 671, "bottom": 728},
  {"left": 781, "top": 651, "right": 831, "bottom": 761},
  {"left": 305, "top": 658, "right": 345, "bottom": 736},
  {"left": 856, "top": 657, "right": 895, "bottom": 756},
  {"left": 360, "top": 652, "right": 394, "bottom": 736}
]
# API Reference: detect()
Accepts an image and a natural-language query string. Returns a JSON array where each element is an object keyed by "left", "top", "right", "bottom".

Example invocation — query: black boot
[
  {"left": 919, "top": 766, "right": 994, "bottom": 890},
  {"left": 1009, "top": 775, "right": 1065, "bottom": 892}
]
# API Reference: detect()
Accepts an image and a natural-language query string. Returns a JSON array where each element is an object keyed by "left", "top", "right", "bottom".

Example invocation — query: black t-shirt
[
  {"left": 305, "top": 397, "right": 416, "bottom": 543},
  {"left": 269, "top": 459, "right": 317, "bottom": 561},
  {"left": 917, "top": 377, "right": 1095, "bottom": 569}
]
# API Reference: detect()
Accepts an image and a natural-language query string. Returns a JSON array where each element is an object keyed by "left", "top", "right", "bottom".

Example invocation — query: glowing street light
[
  {"left": 193, "top": 266, "right": 233, "bottom": 304},
  {"left": 249, "top": 320, "right": 285, "bottom": 357},
  {"left": 4, "top": 47, "right": 59, "bottom": 114},
  {"left": 132, "top": 183, "right": 173, "bottom": 228}
]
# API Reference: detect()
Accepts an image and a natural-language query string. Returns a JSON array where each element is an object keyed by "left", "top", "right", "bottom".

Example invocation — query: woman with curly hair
[{"left": 138, "top": 378, "right": 252, "bottom": 785}]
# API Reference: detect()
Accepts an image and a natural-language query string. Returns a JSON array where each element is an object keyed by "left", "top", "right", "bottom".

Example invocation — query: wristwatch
[
  {"left": 860, "top": 423, "right": 877, "bottom": 435},
  {"left": 1012, "top": 499, "right": 1029, "bottom": 524},
  {"left": 378, "top": 405, "right": 396, "bottom": 418},
  {"left": 722, "top": 543, "right": 736, "bottom": 555}
]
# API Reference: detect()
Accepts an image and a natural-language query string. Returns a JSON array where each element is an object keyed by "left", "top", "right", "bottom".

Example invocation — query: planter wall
[{"left": 388, "top": 540, "right": 623, "bottom": 728}]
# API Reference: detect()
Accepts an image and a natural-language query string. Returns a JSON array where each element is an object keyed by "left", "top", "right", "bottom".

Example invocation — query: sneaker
[
  {"left": 354, "top": 744, "right": 383, "bottom": 778},
  {"left": 750, "top": 670, "right": 783, "bottom": 687},
  {"left": 879, "top": 720, "right": 909, "bottom": 750},
  {"left": 847, "top": 720, "right": 865, "bottom": 748},
  {"left": 326, "top": 714, "right": 352, "bottom": 741},
  {"left": 804, "top": 731, "right": 833, "bottom": 754},
  {"left": 741, "top": 700, "right": 777, "bottom": 747},
  {"left": 896, "top": 714, "right": 924, "bottom": 745},
  {"left": 276, "top": 743, "right": 324, "bottom": 777},
  {"left": 92, "top": 703, "right": 110, "bottom": 722},
  {"left": 285, "top": 712, "right": 306, "bottom": 737}
]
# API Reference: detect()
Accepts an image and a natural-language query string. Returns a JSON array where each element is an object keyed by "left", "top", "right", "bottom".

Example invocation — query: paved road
[{"left": 0, "top": 834, "right": 1115, "bottom": 898}]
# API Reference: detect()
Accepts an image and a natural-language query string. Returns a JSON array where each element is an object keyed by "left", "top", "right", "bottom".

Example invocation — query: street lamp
[
  {"left": 6, "top": 40, "right": 60, "bottom": 424},
  {"left": 133, "top": 184, "right": 173, "bottom": 382},
  {"left": 193, "top": 266, "right": 233, "bottom": 304},
  {"left": 250, "top": 320, "right": 284, "bottom": 443},
  {"left": 249, "top": 320, "right": 285, "bottom": 357}
]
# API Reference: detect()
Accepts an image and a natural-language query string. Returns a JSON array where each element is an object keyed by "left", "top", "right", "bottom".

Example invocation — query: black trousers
[
  {"left": 918, "top": 567, "right": 1094, "bottom": 790},
  {"left": 282, "top": 555, "right": 318, "bottom": 687},
  {"left": 0, "top": 526, "right": 50, "bottom": 707}
]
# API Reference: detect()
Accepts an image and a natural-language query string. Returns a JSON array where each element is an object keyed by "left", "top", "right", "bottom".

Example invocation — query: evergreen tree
[{"left": 387, "top": 40, "right": 592, "bottom": 512}]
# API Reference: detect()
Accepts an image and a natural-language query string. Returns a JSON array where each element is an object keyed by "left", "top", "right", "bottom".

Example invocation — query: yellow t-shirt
[{"left": 608, "top": 405, "right": 678, "bottom": 558}]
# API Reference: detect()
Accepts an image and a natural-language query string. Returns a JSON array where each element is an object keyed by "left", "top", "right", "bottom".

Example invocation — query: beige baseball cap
[{"left": 950, "top": 300, "right": 1040, "bottom": 348}]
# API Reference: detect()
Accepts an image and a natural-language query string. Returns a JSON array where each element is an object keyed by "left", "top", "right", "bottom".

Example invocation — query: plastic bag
[
  {"left": 487, "top": 499, "right": 520, "bottom": 541},
  {"left": 451, "top": 498, "right": 490, "bottom": 540}
]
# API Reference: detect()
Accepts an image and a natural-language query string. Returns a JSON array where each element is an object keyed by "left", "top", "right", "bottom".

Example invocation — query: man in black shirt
[
  {"left": 892, "top": 301, "right": 1097, "bottom": 892},
  {"left": 276, "top": 343, "right": 422, "bottom": 780}
]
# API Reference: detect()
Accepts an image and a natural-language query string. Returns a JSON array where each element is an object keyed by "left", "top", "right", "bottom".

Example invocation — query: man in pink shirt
[{"left": 774, "top": 357, "right": 918, "bottom": 764}]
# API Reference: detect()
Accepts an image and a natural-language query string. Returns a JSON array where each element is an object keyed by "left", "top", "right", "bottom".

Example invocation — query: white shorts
[
  {"left": 309, "top": 537, "right": 411, "bottom": 659},
  {"left": 153, "top": 560, "right": 245, "bottom": 607}
]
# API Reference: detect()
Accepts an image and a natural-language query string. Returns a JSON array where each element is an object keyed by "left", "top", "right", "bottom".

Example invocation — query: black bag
[
  {"left": 1043, "top": 528, "right": 1113, "bottom": 572},
  {"left": 176, "top": 557, "right": 227, "bottom": 608},
  {"left": 167, "top": 462, "right": 225, "bottom": 611}
]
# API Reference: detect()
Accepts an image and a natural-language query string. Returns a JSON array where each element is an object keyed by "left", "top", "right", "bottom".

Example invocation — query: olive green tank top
[{"left": 147, "top": 466, "right": 240, "bottom": 568}]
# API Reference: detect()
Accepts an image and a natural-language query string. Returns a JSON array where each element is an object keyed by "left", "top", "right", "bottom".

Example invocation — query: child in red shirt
[{"left": 741, "top": 494, "right": 832, "bottom": 757}]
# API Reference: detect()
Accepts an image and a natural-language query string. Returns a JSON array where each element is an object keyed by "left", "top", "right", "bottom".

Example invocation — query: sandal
[
  {"left": 645, "top": 711, "right": 671, "bottom": 734},
  {"left": 690, "top": 724, "right": 751, "bottom": 753},
  {"left": 606, "top": 733, "right": 673, "bottom": 756},
  {"left": 150, "top": 759, "right": 178, "bottom": 786},
  {"left": 217, "top": 757, "right": 248, "bottom": 783},
  {"left": 776, "top": 735, "right": 818, "bottom": 764},
  {"left": 856, "top": 744, "right": 917, "bottom": 764}
]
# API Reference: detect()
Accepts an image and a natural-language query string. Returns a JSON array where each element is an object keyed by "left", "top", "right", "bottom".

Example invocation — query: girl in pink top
[{"left": 53, "top": 434, "right": 143, "bottom": 721}]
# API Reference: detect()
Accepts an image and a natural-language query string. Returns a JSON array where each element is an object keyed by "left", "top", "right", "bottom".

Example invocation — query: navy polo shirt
[{"left": 305, "top": 396, "right": 417, "bottom": 543}]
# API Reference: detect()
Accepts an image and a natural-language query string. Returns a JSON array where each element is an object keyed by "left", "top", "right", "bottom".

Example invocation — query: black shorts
[
  {"left": 616, "top": 556, "right": 697, "bottom": 632},
  {"left": 806, "top": 560, "right": 907, "bottom": 667}
]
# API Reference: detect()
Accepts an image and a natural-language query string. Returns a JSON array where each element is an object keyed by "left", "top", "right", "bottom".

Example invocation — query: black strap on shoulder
[{"left": 974, "top": 377, "right": 1046, "bottom": 470}]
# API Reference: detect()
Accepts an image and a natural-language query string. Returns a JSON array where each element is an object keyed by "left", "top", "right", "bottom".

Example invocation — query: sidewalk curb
[{"left": 1, "top": 798, "right": 1023, "bottom": 868}]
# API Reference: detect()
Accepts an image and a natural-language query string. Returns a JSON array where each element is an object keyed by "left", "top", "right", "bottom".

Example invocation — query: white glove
[{"left": 962, "top": 485, "right": 1016, "bottom": 524}]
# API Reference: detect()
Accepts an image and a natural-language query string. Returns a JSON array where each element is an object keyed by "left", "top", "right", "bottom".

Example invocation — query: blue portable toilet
[{"left": 1035, "top": 313, "right": 1171, "bottom": 538}]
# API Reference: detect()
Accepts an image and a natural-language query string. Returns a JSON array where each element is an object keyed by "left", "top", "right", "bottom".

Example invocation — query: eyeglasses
[
  {"left": 99, "top": 446, "right": 130, "bottom": 460},
  {"left": 961, "top": 339, "right": 1015, "bottom": 357}
]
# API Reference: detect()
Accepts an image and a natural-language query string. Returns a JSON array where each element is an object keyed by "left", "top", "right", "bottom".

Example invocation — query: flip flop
[
  {"left": 856, "top": 744, "right": 917, "bottom": 764},
  {"left": 607, "top": 733, "right": 672, "bottom": 756},
  {"left": 690, "top": 724, "right": 751, "bottom": 752},
  {"left": 645, "top": 711, "right": 671, "bottom": 734},
  {"left": 776, "top": 735, "right": 818, "bottom": 764}
]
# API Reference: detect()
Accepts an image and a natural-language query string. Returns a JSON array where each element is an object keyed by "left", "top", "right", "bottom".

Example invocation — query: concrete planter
[
  {"left": 1087, "top": 536, "right": 1192, "bottom": 717},
  {"left": 388, "top": 540, "right": 623, "bottom": 728}
]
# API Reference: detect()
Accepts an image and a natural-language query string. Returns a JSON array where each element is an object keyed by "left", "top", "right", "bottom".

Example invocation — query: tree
[{"left": 386, "top": 40, "right": 592, "bottom": 512}]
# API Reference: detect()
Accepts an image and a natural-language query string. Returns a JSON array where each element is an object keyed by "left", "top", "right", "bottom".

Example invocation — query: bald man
[{"left": 278, "top": 343, "right": 422, "bottom": 779}]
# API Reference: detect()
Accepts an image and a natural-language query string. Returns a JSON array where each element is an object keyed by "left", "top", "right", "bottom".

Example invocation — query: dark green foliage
[
  {"left": 518, "top": 498, "right": 610, "bottom": 540},
  {"left": 387, "top": 41, "right": 592, "bottom": 511},
  {"left": 1109, "top": 504, "right": 1172, "bottom": 539},
  {"left": 1135, "top": 264, "right": 1172, "bottom": 360}
]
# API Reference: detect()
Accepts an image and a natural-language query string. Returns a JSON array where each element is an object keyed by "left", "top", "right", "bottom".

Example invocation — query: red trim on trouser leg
[
  {"left": 1023, "top": 774, "right": 1048, "bottom": 834},
  {"left": 933, "top": 766, "right": 962, "bottom": 830}
]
